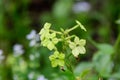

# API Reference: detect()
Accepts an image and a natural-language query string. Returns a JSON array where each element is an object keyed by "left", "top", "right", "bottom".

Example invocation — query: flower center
[{"left": 76, "top": 44, "right": 79, "bottom": 47}]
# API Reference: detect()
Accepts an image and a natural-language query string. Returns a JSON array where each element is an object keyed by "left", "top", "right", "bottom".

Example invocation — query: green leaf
[
  {"left": 97, "top": 43, "right": 114, "bottom": 54},
  {"left": 74, "top": 62, "right": 93, "bottom": 76},
  {"left": 111, "top": 72, "right": 120, "bottom": 79},
  {"left": 92, "top": 51, "right": 113, "bottom": 77}
]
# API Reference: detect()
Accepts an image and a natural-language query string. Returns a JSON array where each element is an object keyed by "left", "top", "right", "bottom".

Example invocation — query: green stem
[
  {"left": 114, "top": 33, "right": 120, "bottom": 49},
  {"left": 113, "top": 33, "right": 120, "bottom": 72},
  {"left": 87, "top": 37, "right": 98, "bottom": 49},
  {"left": 65, "top": 59, "right": 76, "bottom": 79},
  {"left": 66, "top": 25, "right": 79, "bottom": 33},
  {"left": 50, "top": 29, "right": 62, "bottom": 34},
  {"left": 65, "top": 35, "right": 76, "bottom": 40}
]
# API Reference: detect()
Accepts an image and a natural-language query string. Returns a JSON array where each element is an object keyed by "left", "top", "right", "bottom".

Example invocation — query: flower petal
[
  {"left": 78, "top": 46, "right": 86, "bottom": 54},
  {"left": 50, "top": 33, "right": 56, "bottom": 38},
  {"left": 72, "top": 47, "right": 80, "bottom": 57},
  {"left": 69, "top": 41, "right": 76, "bottom": 49},
  {"left": 47, "top": 42, "right": 55, "bottom": 50},
  {"left": 79, "top": 39, "right": 86, "bottom": 46},
  {"left": 49, "top": 55, "right": 55, "bottom": 61},
  {"left": 59, "top": 53, "right": 65, "bottom": 59},
  {"left": 51, "top": 60, "right": 58, "bottom": 67},
  {"left": 54, "top": 51, "right": 59, "bottom": 57},
  {"left": 39, "top": 28, "right": 44, "bottom": 35},
  {"left": 74, "top": 36, "right": 80, "bottom": 44},
  {"left": 44, "top": 23, "right": 51, "bottom": 29},
  {"left": 52, "top": 38, "right": 59, "bottom": 44},
  {"left": 58, "top": 60, "right": 64, "bottom": 66},
  {"left": 41, "top": 39, "right": 49, "bottom": 47}
]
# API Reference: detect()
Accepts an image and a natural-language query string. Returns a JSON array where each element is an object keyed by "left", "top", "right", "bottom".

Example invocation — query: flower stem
[
  {"left": 66, "top": 25, "right": 79, "bottom": 33},
  {"left": 113, "top": 33, "right": 120, "bottom": 72},
  {"left": 66, "top": 35, "right": 76, "bottom": 40},
  {"left": 50, "top": 29, "right": 62, "bottom": 34}
]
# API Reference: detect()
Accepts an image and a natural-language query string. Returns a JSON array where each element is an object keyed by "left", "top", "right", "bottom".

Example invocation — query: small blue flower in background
[
  {"left": 26, "top": 30, "right": 40, "bottom": 47},
  {"left": 13, "top": 44, "right": 24, "bottom": 57},
  {"left": 13, "top": 74, "right": 18, "bottom": 80},
  {"left": 0, "top": 49, "right": 5, "bottom": 63},
  {"left": 37, "top": 75, "right": 48, "bottom": 80},
  {"left": 28, "top": 72, "right": 35, "bottom": 80},
  {"left": 73, "top": 1, "right": 91, "bottom": 13},
  {"left": 28, "top": 72, "right": 48, "bottom": 80}
]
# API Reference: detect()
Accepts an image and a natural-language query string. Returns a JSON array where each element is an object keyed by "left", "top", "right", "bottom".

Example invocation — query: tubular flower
[
  {"left": 76, "top": 20, "right": 87, "bottom": 31},
  {"left": 49, "top": 51, "right": 65, "bottom": 67},
  {"left": 69, "top": 36, "right": 86, "bottom": 57}
]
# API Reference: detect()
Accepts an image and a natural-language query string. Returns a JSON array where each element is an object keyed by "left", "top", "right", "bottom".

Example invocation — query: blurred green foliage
[{"left": 0, "top": 0, "right": 120, "bottom": 80}]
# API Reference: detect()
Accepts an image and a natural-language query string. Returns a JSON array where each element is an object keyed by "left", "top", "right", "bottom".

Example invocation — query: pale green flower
[
  {"left": 49, "top": 51, "right": 65, "bottom": 67},
  {"left": 69, "top": 36, "right": 86, "bottom": 57},
  {"left": 76, "top": 20, "right": 87, "bottom": 31},
  {"left": 39, "top": 23, "right": 51, "bottom": 41},
  {"left": 41, "top": 33, "right": 59, "bottom": 50},
  {"left": 39, "top": 23, "right": 59, "bottom": 50}
]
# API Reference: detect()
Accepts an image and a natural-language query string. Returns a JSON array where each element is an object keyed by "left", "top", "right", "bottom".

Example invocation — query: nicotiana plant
[{"left": 39, "top": 20, "right": 86, "bottom": 79}]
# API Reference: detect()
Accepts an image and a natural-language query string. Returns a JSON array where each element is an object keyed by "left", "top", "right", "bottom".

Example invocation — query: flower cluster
[
  {"left": 39, "top": 21, "right": 86, "bottom": 68},
  {"left": 39, "top": 23, "right": 59, "bottom": 50}
]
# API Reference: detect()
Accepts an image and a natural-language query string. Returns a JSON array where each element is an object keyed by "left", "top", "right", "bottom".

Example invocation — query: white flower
[
  {"left": 0, "top": 49, "right": 3, "bottom": 55},
  {"left": 29, "top": 39, "right": 36, "bottom": 47},
  {"left": 37, "top": 75, "right": 48, "bottom": 80},
  {"left": 26, "top": 30, "right": 37, "bottom": 40},
  {"left": 0, "top": 49, "right": 5, "bottom": 63},
  {"left": 28, "top": 72, "right": 34, "bottom": 80},
  {"left": 29, "top": 52, "right": 40, "bottom": 61},
  {"left": 26, "top": 30, "right": 40, "bottom": 47},
  {"left": 13, "top": 44, "right": 24, "bottom": 57},
  {"left": 29, "top": 54, "right": 35, "bottom": 61},
  {"left": 73, "top": 1, "right": 91, "bottom": 13},
  {"left": 13, "top": 74, "right": 18, "bottom": 80}
]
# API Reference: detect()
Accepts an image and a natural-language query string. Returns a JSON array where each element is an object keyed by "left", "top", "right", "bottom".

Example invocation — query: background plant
[{"left": 39, "top": 21, "right": 86, "bottom": 79}]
